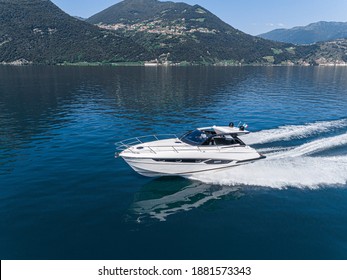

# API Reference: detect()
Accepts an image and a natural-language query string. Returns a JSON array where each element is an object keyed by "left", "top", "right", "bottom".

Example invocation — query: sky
[{"left": 51, "top": 0, "right": 347, "bottom": 35}]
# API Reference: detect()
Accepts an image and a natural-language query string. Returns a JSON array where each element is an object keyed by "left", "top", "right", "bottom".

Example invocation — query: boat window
[
  {"left": 180, "top": 130, "right": 245, "bottom": 146},
  {"left": 153, "top": 159, "right": 204, "bottom": 163},
  {"left": 180, "top": 129, "right": 208, "bottom": 145},
  {"left": 211, "top": 135, "right": 245, "bottom": 146},
  {"left": 204, "top": 159, "right": 232, "bottom": 164},
  {"left": 235, "top": 137, "right": 246, "bottom": 145}
]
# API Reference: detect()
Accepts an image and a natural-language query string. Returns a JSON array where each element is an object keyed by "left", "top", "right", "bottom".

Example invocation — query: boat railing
[
  {"left": 115, "top": 134, "right": 242, "bottom": 157},
  {"left": 115, "top": 134, "right": 178, "bottom": 152}
]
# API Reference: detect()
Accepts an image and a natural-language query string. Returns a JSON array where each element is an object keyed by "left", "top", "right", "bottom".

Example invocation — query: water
[{"left": 0, "top": 66, "right": 347, "bottom": 259}]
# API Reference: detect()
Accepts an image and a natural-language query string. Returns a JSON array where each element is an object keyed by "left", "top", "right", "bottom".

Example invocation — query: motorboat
[{"left": 115, "top": 123, "right": 265, "bottom": 177}]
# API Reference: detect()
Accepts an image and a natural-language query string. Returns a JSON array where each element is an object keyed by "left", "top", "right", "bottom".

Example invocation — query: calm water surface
[{"left": 0, "top": 66, "right": 347, "bottom": 259}]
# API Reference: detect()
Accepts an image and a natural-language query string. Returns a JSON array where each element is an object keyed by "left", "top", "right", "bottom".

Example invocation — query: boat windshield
[
  {"left": 180, "top": 129, "right": 245, "bottom": 146},
  {"left": 180, "top": 129, "right": 209, "bottom": 145}
]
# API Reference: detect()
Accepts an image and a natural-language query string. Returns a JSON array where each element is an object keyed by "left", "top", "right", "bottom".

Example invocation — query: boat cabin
[{"left": 180, "top": 126, "right": 248, "bottom": 146}]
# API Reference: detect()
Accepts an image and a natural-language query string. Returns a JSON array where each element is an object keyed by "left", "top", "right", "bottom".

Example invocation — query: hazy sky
[{"left": 51, "top": 0, "right": 347, "bottom": 35}]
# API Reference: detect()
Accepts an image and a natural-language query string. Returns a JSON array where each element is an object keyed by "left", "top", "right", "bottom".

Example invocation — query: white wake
[
  {"left": 191, "top": 119, "right": 347, "bottom": 189},
  {"left": 269, "top": 132, "right": 347, "bottom": 158},
  {"left": 241, "top": 118, "right": 347, "bottom": 145},
  {"left": 191, "top": 156, "right": 347, "bottom": 189}
]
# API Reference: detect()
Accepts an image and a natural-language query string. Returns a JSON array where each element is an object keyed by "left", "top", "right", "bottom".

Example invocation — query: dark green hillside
[
  {"left": 87, "top": 0, "right": 307, "bottom": 65},
  {"left": 1, "top": 0, "right": 343, "bottom": 65},
  {"left": 306, "top": 39, "right": 347, "bottom": 64},
  {"left": 0, "top": 0, "right": 153, "bottom": 64},
  {"left": 88, "top": 0, "right": 188, "bottom": 25}
]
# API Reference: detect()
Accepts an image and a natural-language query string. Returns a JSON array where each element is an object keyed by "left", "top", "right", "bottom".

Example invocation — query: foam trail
[
  {"left": 270, "top": 132, "right": 347, "bottom": 158},
  {"left": 241, "top": 119, "right": 347, "bottom": 145},
  {"left": 192, "top": 120, "right": 347, "bottom": 189},
  {"left": 325, "top": 156, "right": 347, "bottom": 163},
  {"left": 190, "top": 156, "right": 347, "bottom": 189}
]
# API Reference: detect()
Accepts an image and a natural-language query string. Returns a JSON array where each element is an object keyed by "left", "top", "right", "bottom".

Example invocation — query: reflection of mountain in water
[
  {"left": 128, "top": 177, "right": 244, "bottom": 222},
  {"left": 0, "top": 66, "right": 252, "bottom": 167},
  {"left": 0, "top": 66, "right": 104, "bottom": 167}
]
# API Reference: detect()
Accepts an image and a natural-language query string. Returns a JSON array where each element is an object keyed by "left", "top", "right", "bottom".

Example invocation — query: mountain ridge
[
  {"left": 258, "top": 21, "right": 347, "bottom": 45},
  {"left": 87, "top": 0, "right": 308, "bottom": 65},
  {"left": 0, "top": 0, "right": 153, "bottom": 64},
  {"left": 1, "top": 0, "right": 346, "bottom": 65}
]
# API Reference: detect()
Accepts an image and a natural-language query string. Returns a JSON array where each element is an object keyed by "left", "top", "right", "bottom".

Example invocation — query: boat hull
[{"left": 121, "top": 156, "right": 263, "bottom": 178}]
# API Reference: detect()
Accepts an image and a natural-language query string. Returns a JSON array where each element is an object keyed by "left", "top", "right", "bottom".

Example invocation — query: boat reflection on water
[{"left": 128, "top": 177, "right": 244, "bottom": 222}]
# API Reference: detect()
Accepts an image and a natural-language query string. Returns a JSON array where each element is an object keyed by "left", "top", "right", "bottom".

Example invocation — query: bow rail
[{"left": 115, "top": 134, "right": 178, "bottom": 152}]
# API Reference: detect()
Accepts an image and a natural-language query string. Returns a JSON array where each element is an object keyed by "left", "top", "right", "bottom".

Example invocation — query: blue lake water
[{"left": 0, "top": 65, "right": 347, "bottom": 259}]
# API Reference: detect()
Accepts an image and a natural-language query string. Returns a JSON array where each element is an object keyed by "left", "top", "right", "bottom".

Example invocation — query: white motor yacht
[{"left": 115, "top": 123, "right": 265, "bottom": 177}]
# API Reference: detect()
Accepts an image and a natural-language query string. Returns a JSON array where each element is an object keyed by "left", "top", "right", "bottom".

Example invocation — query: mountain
[
  {"left": 74, "top": 16, "right": 86, "bottom": 21},
  {"left": 0, "top": 0, "right": 152, "bottom": 64},
  {"left": 87, "top": 0, "right": 309, "bottom": 65},
  {"left": 258, "top": 21, "right": 347, "bottom": 45},
  {"left": 87, "top": 0, "right": 186, "bottom": 25},
  {"left": 305, "top": 39, "right": 347, "bottom": 65},
  {"left": 1, "top": 0, "right": 345, "bottom": 65}
]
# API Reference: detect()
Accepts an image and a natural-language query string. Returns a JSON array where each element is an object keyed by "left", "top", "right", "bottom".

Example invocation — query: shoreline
[{"left": 1, "top": 59, "right": 347, "bottom": 67}]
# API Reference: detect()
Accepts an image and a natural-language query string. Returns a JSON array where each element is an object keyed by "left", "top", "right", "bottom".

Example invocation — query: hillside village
[
  {"left": 97, "top": 19, "right": 218, "bottom": 37},
  {"left": 0, "top": 0, "right": 347, "bottom": 66}
]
